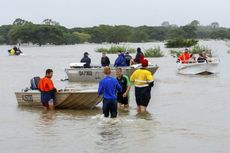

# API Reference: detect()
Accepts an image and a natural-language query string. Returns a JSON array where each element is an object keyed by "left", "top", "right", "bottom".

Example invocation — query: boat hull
[
  {"left": 15, "top": 90, "right": 102, "bottom": 109},
  {"left": 65, "top": 66, "right": 159, "bottom": 82},
  {"left": 177, "top": 62, "right": 219, "bottom": 75}
]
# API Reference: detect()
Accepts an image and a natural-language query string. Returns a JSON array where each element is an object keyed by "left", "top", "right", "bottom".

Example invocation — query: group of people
[
  {"left": 34, "top": 47, "right": 154, "bottom": 118},
  {"left": 98, "top": 59, "right": 154, "bottom": 118},
  {"left": 177, "top": 48, "right": 211, "bottom": 64},
  {"left": 80, "top": 47, "right": 145, "bottom": 68}
]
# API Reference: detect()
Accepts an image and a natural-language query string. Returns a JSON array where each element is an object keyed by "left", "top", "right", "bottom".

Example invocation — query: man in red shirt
[
  {"left": 177, "top": 48, "right": 191, "bottom": 64},
  {"left": 38, "top": 69, "right": 57, "bottom": 111}
]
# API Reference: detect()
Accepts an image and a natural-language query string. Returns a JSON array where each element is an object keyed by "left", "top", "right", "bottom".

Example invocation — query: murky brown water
[{"left": 0, "top": 40, "right": 230, "bottom": 153}]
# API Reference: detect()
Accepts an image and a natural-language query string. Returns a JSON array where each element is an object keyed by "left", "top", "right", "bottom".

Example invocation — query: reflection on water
[{"left": 1, "top": 41, "right": 230, "bottom": 153}]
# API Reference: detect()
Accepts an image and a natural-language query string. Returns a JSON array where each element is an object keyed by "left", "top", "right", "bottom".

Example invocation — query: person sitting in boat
[
  {"left": 101, "top": 52, "right": 110, "bottom": 67},
  {"left": 125, "top": 51, "right": 132, "bottom": 66},
  {"left": 80, "top": 52, "right": 91, "bottom": 68},
  {"left": 188, "top": 54, "right": 196, "bottom": 63},
  {"left": 177, "top": 48, "right": 191, "bottom": 64},
  {"left": 197, "top": 53, "right": 208, "bottom": 63},
  {"left": 38, "top": 69, "right": 57, "bottom": 111},
  {"left": 114, "top": 51, "right": 127, "bottom": 67},
  {"left": 131, "top": 47, "right": 144, "bottom": 65}
]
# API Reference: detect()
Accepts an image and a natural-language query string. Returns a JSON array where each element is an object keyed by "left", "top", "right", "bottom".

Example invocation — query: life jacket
[
  {"left": 178, "top": 52, "right": 191, "bottom": 64},
  {"left": 38, "top": 77, "right": 55, "bottom": 92},
  {"left": 9, "top": 49, "right": 15, "bottom": 55},
  {"left": 30, "top": 76, "right": 41, "bottom": 90}
]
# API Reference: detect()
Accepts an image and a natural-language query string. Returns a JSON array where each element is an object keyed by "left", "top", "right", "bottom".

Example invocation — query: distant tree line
[{"left": 0, "top": 19, "right": 230, "bottom": 45}]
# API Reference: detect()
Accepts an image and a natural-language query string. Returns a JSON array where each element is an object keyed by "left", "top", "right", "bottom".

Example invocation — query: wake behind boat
[
  {"left": 177, "top": 58, "right": 219, "bottom": 75},
  {"left": 65, "top": 63, "right": 159, "bottom": 82},
  {"left": 15, "top": 89, "right": 102, "bottom": 109}
]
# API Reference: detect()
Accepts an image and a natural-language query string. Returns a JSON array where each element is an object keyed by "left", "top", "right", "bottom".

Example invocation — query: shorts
[
  {"left": 103, "top": 99, "right": 117, "bottom": 118},
  {"left": 41, "top": 92, "right": 54, "bottom": 107},
  {"left": 135, "top": 86, "right": 151, "bottom": 107},
  {"left": 117, "top": 93, "right": 128, "bottom": 105}
]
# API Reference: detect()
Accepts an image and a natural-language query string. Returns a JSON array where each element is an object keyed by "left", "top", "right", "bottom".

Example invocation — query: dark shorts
[
  {"left": 135, "top": 86, "right": 151, "bottom": 107},
  {"left": 117, "top": 93, "right": 128, "bottom": 105},
  {"left": 103, "top": 99, "right": 117, "bottom": 118},
  {"left": 41, "top": 92, "right": 54, "bottom": 107}
]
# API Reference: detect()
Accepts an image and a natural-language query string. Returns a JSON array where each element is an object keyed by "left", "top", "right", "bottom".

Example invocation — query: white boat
[
  {"left": 65, "top": 63, "right": 159, "bottom": 82},
  {"left": 15, "top": 89, "right": 102, "bottom": 109},
  {"left": 177, "top": 58, "right": 219, "bottom": 75}
]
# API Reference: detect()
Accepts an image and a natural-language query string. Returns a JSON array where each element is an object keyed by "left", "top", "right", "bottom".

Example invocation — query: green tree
[
  {"left": 72, "top": 32, "right": 91, "bottom": 43},
  {"left": 13, "top": 18, "right": 33, "bottom": 25},
  {"left": 190, "top": 20, "right": 200, "bottom": 26},
  {"left": 210, "top": 22, "right": 219, "bottom": 28},
  {"left": 130, "top": 30, "right": 148, "bottom": 42},
  {"left": 161, "top": 21, "right": 170, "bottom": 27},
  {"left": 42, "top": 19, "right": 60, "bottom": 26}
]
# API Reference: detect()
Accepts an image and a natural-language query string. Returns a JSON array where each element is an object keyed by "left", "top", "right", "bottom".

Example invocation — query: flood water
[{"left": 0, "top": 40, "right": 230, "bottom": 153}]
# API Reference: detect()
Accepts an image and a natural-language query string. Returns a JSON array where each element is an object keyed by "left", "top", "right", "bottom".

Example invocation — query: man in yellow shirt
[{"left": 130, "top": 59, "right": 154, "bottom": 113}]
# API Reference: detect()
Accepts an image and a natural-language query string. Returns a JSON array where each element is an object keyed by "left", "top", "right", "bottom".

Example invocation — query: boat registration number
[
  {"left": 22, "top": 95, "right": 33, "bottom": 102},
  {"left": 79, "top": 71, "right": 93, "bottom": 76}
]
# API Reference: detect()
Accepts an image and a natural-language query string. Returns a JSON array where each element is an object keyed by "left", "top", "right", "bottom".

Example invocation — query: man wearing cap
[
  {"left": 177, "top": 48, "right": 191, "bottom": 64},
  {"left": 98, "top": 67, "right": 122, "bottom": 118},
  {"left": 130, "top": 59, "right": 154, "bottom": 113},
  {"left": 80, "top": 52, "right": 91, "bottom": 68}
]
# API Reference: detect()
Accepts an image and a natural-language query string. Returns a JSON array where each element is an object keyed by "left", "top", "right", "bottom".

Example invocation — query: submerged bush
[
  {"left": 144, "top": 46, "right": 164, "bottom": 57},
  {"left": 165, "top": 39, "right": 198, "bottom": 48},
  {"left": 95, "top": 45, "right": 135, "bottom": 54}
]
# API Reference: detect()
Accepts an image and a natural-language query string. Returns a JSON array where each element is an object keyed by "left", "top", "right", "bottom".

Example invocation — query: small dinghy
[{"left": 15, "top": 89, "right": 102, "bottom": 109}]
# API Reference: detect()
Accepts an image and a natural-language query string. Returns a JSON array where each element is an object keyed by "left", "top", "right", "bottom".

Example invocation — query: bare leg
[
  {"left": 136, "top": 106, "right": 141, "bottom": 113},
  {"left": 123, "top": 104, "right": 129, "bottom": 111},
  {"left": 48, "top": 104, "right": 54, "bottom": 111},
  {"left": 117, "top": 103, "right": 122, "bottom": 109},
  {"left": 140, "top": 106, "right": 147, "bottom": 113}
]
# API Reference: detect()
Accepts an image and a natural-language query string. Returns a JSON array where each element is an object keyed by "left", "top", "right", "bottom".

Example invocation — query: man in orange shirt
[
  {"left": 38, "top": 69, "right": 57, "bottom": 111},
  {"left": 177, "top": 48, "right": 191, "bottom": 64}
]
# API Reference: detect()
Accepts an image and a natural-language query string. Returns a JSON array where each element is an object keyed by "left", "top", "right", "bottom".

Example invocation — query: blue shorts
[{"left": 41, "top": 92, "right": 54, "bottom": 107}]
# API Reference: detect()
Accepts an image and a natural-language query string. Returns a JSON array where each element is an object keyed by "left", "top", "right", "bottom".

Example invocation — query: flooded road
[{"left": 0, "top": 40, "right": 230, "bottom": 153}]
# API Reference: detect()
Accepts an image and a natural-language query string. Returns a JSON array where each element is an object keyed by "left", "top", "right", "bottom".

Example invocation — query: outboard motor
[{"left": 30, "top": 76, "right": 40, "bottom": 90}]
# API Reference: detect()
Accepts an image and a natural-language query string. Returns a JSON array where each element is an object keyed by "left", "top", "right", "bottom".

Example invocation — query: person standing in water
[
  {"left": 130, "top": 59, "right": 154, "bottom": 113},
  {"left": 38, "top": 69, "right": 57, "bottom": 111},
  {"left": 98, "top": 67, "right": 122, "bottom": 118},
  {"left": 116, "top": 67, "right": 131, "bottom": 110}
]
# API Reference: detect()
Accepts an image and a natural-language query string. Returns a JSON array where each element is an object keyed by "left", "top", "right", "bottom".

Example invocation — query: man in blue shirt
[
  {"left": 114, "top": 51, "right": 127, "bottom": 67},
  {"left": 98, "top": 67, "right": 122, "bottom": 118}
]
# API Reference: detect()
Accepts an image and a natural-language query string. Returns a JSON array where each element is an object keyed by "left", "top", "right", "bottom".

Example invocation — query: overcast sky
[{"left": 0, "top": 0, "right": 229, "bottom": 28}]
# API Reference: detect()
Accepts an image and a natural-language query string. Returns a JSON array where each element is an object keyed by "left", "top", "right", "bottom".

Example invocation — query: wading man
[
  {"left": 38, "top": 69, "right": 57, "bottom": 111},
  {"left": 130, "top": 59, "right": 154, "bottom": 113},
  {"left": 98, "top": 67, "right": 122, "bottom": 118},
  {"left": 116, "top": 67, "right": 131, "bottom": 110}
]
